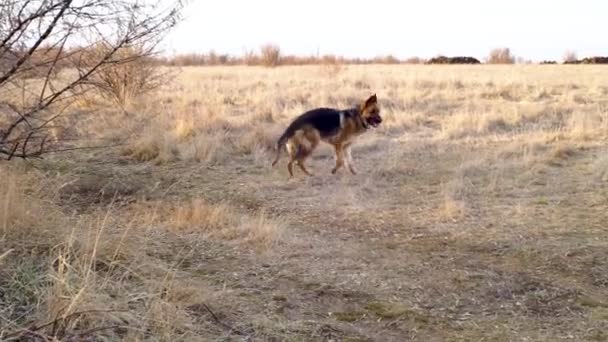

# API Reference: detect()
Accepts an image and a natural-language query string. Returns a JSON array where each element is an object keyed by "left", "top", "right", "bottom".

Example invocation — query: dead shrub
[
  {"left": 260, "top": 44, "right": 281, "bottom": 67},
  {"left": 487, "top": 48, "right": 515, "bottom": 64},
  {"left": 86, "top": 44, "right": 171, "bottom": 106},
  {"left": 563, "top": 50, "right": 578, "bottom": 64},
  {"left": 403, "top": 57, "right": 425, "bottom": 64}
]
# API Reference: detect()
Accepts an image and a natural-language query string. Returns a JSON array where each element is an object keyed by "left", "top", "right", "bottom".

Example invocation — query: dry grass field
[{"left": 2, "top": 65, "right": 608, "bottom": 341}]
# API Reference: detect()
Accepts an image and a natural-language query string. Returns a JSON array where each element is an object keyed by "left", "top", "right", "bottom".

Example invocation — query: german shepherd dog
[{"left": 272, "top": 94, "right": 382, "bottom": 177}]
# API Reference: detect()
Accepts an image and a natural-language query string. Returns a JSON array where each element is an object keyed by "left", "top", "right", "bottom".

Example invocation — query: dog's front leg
[
  {"left": 331, "top": 144, "right": 345, "bottom": 174},
  {"left": 344, "top": 144, "right": 357, "bottom": 175}
]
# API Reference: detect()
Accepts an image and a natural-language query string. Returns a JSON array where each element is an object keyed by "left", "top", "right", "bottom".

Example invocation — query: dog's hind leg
[
  {"left": 296, "top": 129, "right": 319, "bottom": 176},
  {"left": 297, "top": 161, "right": 313, "bottom": 176},
  {"left": 285, "top": 141, "right": 298, "bottom": 177},
  {"left": 294, "top": 146, "right": 313, "bottom": 176},
  {"left": 271, "top": 147, "right": 282, "bottom": 167}
]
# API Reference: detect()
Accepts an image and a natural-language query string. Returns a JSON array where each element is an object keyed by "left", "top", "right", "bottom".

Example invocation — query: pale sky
[{"left": 164, "top": 0, "right": 606, "bottom": 61}]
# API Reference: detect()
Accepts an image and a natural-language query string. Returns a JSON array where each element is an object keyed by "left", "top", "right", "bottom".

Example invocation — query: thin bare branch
[
  {"left": 0, "top": 0, "right": 74, "bottom": 86},
  {"left": 199, "top": 303, "right": 250, "bottom": 337},
  {"left": 0, "top": 0, "right": 184, "bottom": 160}
]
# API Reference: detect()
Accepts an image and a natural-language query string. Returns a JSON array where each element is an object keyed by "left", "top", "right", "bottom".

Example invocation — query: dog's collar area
[
  {"left": 350, "top": 108, "right": 370, "bottom": 129},
  {"left": 361, "top": 118, "right": 370, "bottom": 129},
  {"left": 359, "top": 112, "right": 370, "bottom": 129}
]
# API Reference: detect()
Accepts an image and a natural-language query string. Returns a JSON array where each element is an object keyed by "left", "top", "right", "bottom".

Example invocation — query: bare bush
[
  {"left": 0, "top": 0, "right": 184, "bottom": 160},
  {"left": 85, "top": 45, "right": 170, "bottom": 106},
  {"left": 243, "top": 49, "right": 260, "bottom": 66},
  {"left": 563, "top": 50, "right": 578, "bottom": 63},
  {"left": 487, "top": 48, "right": 515, "bottom": 64},
  {"left": 404, "top": 57, "right": 425, "bottom": 64},
  {"left": 372, "top": 55, "right": 400, "bottom": 64},
  {"left": 260, "top": 44, "right": 281, "bottom": 67}
]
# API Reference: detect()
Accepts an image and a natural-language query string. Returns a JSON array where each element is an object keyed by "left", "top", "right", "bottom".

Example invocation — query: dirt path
[{"left": 62, "top": 134, "right": 608, "bottom": 341}]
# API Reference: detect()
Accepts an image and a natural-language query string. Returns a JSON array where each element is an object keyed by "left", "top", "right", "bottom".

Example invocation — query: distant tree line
[
  {"left": 155, "top": 44, "right": 406, "bottom": 67},
  {"left": 563, "top": 57, "right": 608, "bottom": 64},
  {"left": 426, "top": 56, "right": 481, "bottom": 64},
  {"left": 154, "top": 45, "right": 608, "bottom": 67}
]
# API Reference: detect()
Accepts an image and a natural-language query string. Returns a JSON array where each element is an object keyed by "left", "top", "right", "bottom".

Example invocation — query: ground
[{"left": 1, "top": 65, "right": 607, "bottom": 341}]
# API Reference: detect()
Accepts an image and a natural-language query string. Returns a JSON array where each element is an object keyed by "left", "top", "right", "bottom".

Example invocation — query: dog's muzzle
[{"left": 367, "top": 116, "right": 382, "bottom": 128}]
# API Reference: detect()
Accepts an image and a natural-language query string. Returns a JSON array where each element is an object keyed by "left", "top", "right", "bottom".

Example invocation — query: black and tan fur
[{"left": 272, "top": 94, "right": 382, "bottom": 177}]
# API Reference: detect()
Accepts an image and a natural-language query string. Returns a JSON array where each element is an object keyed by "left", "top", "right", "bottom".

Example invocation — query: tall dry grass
[
  {"left": 110, "top": 65, "right": 608, "bottom": 169},
  {"left": 0, "top": 160, "right": 284, "bottom": 339},
  {"left": 2, "top": 64, "right": 607, "bottom": 339}
]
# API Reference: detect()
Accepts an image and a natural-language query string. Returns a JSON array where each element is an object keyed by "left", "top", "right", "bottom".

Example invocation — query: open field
[{"left": 2, "top": 65, "right": 608, "bottom": 341}]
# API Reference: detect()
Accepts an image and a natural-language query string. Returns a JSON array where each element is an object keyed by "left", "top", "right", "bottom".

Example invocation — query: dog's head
[{"left": 359, "top": 94, "right": 382, "bottom": 128}]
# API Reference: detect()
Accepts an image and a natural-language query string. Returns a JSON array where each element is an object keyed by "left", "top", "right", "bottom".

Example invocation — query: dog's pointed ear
[{"left": 363, "top": 94, "right": 377, "bottom": 108}]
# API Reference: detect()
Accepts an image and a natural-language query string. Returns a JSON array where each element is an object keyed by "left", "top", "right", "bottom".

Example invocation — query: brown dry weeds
[{"left": 1, "top": 65, "right": 607, "bottom": 341}]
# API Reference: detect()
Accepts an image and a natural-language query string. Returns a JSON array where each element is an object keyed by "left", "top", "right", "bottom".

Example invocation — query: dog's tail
[{"left": 271, "top": 129, "right": 292, "bottom": 167}]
